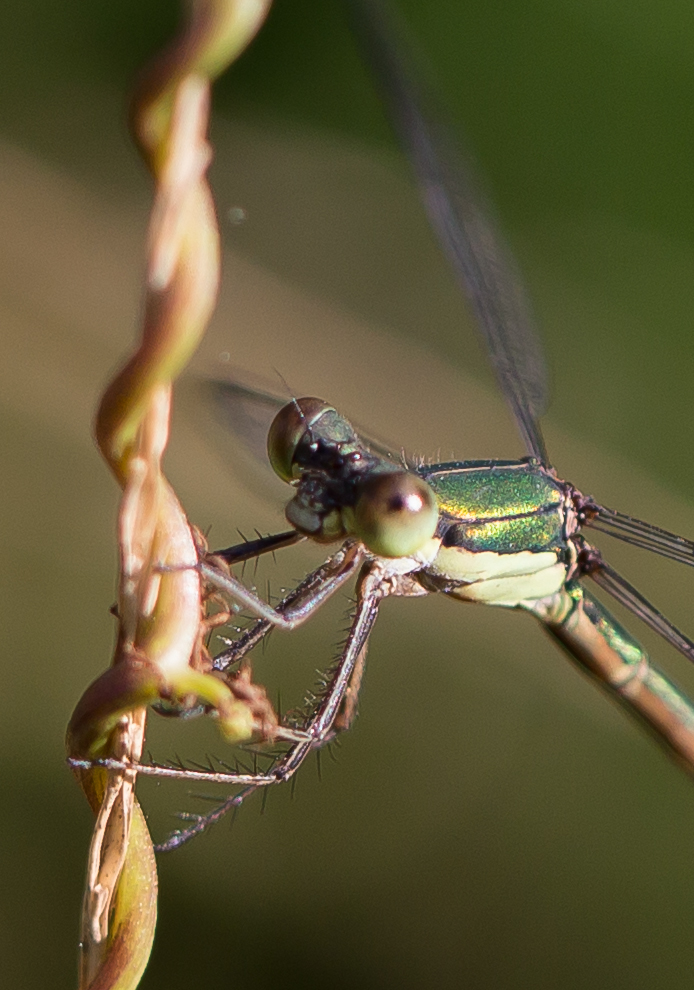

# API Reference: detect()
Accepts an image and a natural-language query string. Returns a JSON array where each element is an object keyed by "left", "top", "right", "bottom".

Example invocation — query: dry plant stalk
[{"left": 66, "top": 3, "right": 272, "bottom": 988}]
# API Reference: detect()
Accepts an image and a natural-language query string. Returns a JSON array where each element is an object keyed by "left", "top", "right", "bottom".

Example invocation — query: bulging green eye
[
  {"left": 349, "top": 472, "right": 438, "bottom": 557},
  {"left": 267, "top": 398, "right": 335, "bottom": 482}
]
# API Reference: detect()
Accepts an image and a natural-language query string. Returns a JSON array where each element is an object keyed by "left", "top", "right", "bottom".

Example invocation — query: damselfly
[{"left": 84, "top": 2, "right": 694, "bottom": 849}]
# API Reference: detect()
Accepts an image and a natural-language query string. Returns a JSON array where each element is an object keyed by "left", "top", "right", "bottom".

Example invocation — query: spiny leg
[
  {"left": 152, "top": 541, "right": 363, "bottom": 721},
  {"left": 331, "top": 635, "right": 370, "bottom": 736},
  {"left": 153, "top": 562, "right": 389, "bottom": 849},
  {"left": 200, "top": 540, "right": 363, "bottom": 631},
  {"left": 333, "top": 568, "right": 428, "bottom": 735},
  {"left": 73, "top": 561, "right": 389, "bottom": 847},
  {"left": 70, "top": 545, "right": 364, "bottom": 780},
  {"left": 71, "top": 563, "right": 428, "bottom": 848},
  {"left": 212, "top": 529, "right": 304, "bottom": 566},
  {"left": 212, "top": 542, "right": 363, "bottom": 673},
  {"left": 161, "top": 567, "right": 431, "bottom": 847}
]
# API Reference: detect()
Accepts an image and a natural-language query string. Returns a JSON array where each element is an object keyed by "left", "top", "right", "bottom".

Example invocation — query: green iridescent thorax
[{"left": 421, "top": 460, "right": 568, "bottom": 555}]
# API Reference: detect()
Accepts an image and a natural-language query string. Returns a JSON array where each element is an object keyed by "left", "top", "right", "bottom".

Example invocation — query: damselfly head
[{"left": 269, "top": 398, "right": 438, "bottom": 557}]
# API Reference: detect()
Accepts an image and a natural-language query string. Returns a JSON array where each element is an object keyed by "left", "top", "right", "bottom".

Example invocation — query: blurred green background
[{"left": 4, "top": 1, "right": 694, "bottom": 988}]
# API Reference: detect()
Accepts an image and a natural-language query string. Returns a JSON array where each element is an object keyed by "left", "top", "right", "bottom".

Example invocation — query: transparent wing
[
  {"left": 584, "top": 549, "right": 694, "bottom": 664},
  {"left": 346, "top": 0, "right": 549, "bottom": 463},
  {"left": 208, "top": 377, "right": 285, "bottom": 468},
  {"left": 585, "top": 504, "right": 694, "bottom": 568},
  {"left": 205, "top": 375, "right": 409, "bottom": 467}
]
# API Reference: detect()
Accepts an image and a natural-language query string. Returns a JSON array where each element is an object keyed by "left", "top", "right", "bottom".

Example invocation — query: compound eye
[
  {"left": 351, "top": 472, "right": 438, "bottom": 557},
  {"left": 267, "top": 398, "right": 334, "bottom": 482}
]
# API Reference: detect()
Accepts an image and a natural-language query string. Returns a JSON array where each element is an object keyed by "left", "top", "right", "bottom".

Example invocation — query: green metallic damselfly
[{"left": 74, "top": 2, "right": 694, "bottom": 849}]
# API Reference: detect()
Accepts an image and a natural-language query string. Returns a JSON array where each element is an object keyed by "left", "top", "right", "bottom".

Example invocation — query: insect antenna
[{"left": 274, "top": 367, "right": 325, "bottom": 455}]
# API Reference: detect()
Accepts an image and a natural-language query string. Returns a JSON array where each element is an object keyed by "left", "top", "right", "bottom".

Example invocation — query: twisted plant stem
[{"left": 66, "top": 4, "right": 272, "bottom": 989}]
